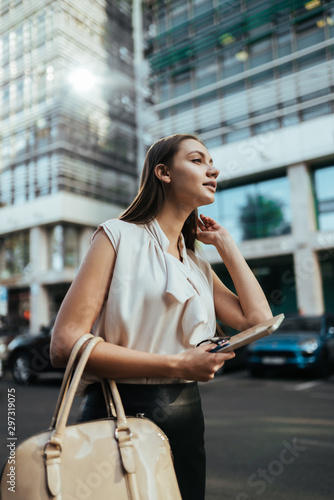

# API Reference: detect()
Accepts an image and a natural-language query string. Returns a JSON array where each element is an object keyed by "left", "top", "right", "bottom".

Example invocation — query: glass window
[
  {"left": 16, "top": 78, "right": 24, "bottom": 107},
  {"left": 281, "top": 112, "right": 299, "bottom": 127},
  {"left": 253, "top": 118, "right": 279, "bottom": 134},
  {"left": 276, "top": 31, "right": 292, "bottom": 58},
  {"left": 2, "top": 34, "right": 9, "bottom": 65},
  {"left": 49, "top": 225, "right": 64, "bottom": 272},
  {"left": 2, "top": 84, "right": 10, "bottom": 118},
  {"left": 170, "top": 3, "right": 188, "bottom": 28},
  {"left": 0, "top": 169, "right": 13, "bottom": 206},
  {"left": 297, "top": 49, "right": 326, "bottom": 70},
  {"left": 223, "top": 47, "right": 245, "bottom": 77},
  {"left": 314, "top": 166, "right": 334, "bottom": 231},
  {"left": 24, "top": 76, "right": 32, "bottom": 105},
  {"left": 48, "top": 225, "right": 79, "bottom": 271},
  {"left": 64, "top": 226, "right": 79, "bottom": 268},
  {"left": 16, "top": 26, "right": 23, "bottom": 57},
  {"left": 23, "top": 21, "right": 31, "bottom": 50},
  {"left": 171, "top": 74, "right": 191, "bottom": 98},
  {"left": 205, "top": 135, "right": 223, "bottom": 148},
  {"left": 248, "top": 69, "right": 274, "bottom": 87},
  {"left": 248, "top": 37, "right": 272, "bottom": 69},
  {"left": 225, "top": 127, "right": 251, "bottom": 143},
  {"left": 159, "top": 81, "right": 170, "bottom": 102},
  {"left": 28, "top": 160, "right": 35, "bottom": 200},
  {"left": 194, "top": 0, "right": 213, "bottom": 16},
  {"left": 1, "top": 136, "right": 10, "bottom": 163},
  {"left": 13, "top": 164, "right": 26, "bottom": 204},
  {"left": 295, "top": 15, "right": 325, "bottom": 50},
  {"left": 36, "top": 156, "right": 50, "bottom": 196},
  {"left": 205, "top": 177, "right": 292, "bottom": 243},
  {"left": 302, "top": 102, "right": 331, "bottom": 121},
  {"left": 195, "top": 60, "right": 217, "bottom": 88},
  {"left": 37, "top": 14, "right": 46, "bottom": 47},
  {"left": 157, "top": 10, "right": 166, "bottom": 34},
  {"left": 1, "top": 232, "right": 30, "bottom": 278}
]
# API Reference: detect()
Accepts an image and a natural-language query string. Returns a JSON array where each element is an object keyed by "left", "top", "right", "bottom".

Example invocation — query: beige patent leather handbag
[{"left": 0, "top": 334, "right": 182, "bottom": 500}]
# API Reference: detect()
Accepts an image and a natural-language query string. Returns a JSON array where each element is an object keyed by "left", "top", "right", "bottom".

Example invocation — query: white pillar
[
  {"left": 132, "top": 0, "right": 146, "bottom": 174},
  {"left": 288, "top": 163, "right": 324, "bottom": 314},
  {"left": 29, "top": 227, "right": 49, "bottom": 333}
]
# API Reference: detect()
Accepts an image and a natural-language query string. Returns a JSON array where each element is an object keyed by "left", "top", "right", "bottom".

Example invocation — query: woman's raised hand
[
  {"left": 176, "top": 344, "right": 235, "bottom": 382},
  {"left": 196, "top": 214, "right": 231, "bottom": 247}
]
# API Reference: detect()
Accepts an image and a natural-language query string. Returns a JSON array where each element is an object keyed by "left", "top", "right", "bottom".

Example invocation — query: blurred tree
[{"left": 239, "top": 194, "right": 284, "bottom": 240}]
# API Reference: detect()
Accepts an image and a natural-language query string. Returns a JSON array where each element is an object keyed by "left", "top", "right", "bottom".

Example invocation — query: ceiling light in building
[
  {"left": 10, "top": 63, "right": 17, "bottom": 76},
  {"left": 316, "top": 16, "right": 334, "bottom": 27},
  {"left": 235, "top": 50, "right": 248, "bottom": 62},
  {"left": 304, "top": 0, "right": 321, "bottom": 10},
  {"left": 47, "top": 65, "right": 54, "bottom": 81},
  {"left": 220, "top": 33, "right": 235, "bottom": 46},
  {"left": 68, "top": 68, "right": 96, "bottom": 92}
]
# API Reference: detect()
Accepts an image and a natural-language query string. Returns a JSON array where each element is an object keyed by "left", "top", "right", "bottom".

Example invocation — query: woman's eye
[{"left": 192, "top": 158, "right": 201, "bottom": 163}]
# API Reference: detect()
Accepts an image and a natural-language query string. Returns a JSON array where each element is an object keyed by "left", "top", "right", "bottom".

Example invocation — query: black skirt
[{"left": 78, "top": 382, "right": 206, "bottom": 500}]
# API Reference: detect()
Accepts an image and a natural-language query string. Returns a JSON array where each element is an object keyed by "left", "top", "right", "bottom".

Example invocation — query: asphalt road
[{"left": 0, "top": 369, "right": 333, "bottom": 500}]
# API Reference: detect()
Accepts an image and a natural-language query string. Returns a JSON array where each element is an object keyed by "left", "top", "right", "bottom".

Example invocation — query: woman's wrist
[
  {"left": 214, "top": 231, "right": 237, "bottom": 256},
  {"left": 165, "top": 353, "right": 184, "bottom": 379}
]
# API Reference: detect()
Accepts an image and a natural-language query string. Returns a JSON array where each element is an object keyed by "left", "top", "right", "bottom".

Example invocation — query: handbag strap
[
  {"left": 49, "top": 333, "right": 94, "bottom": 430},
  {"left": 44, "top": 335, "right": 140, "bottom": 500}
]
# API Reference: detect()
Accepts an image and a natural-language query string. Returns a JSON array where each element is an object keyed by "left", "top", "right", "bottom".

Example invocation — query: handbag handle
[
  {"left": 49, "top": 334, "right": 116, "bottom": 430},
  {"left": 44, "top": 335, "right": 140, "bottom": 500},
  {"left": 49, "top": 333, "right": 94, "bottom": 430}
]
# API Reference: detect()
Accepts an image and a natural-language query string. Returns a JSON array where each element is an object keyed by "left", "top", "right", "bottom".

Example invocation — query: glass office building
[
  {"left": 0, "top": 0, "right": 137, "bottom": 330},
  {"left": 144, "top": 0, "right": 334, "bottom": 315}
]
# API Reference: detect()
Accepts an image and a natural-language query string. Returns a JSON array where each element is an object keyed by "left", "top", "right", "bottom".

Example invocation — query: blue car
[{"left": 246, "top": 314, "right": 334, "bottom": 378}]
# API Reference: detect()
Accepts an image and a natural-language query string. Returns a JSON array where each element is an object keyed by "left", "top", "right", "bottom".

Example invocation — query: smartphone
[{"left": 210, "top": 314, "right": 285, "bottom": 353}]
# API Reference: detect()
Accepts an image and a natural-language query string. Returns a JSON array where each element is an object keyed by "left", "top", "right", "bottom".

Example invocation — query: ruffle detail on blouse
[
  {"left": 164, "top": 254, "right": 198, "bottom": 303},
  {"left": 146, "top": 219, "right": 215, "bottom": 347}
]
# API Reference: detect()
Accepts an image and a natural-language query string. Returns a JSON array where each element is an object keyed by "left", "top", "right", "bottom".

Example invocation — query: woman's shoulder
[{"left": 93, "top": 219, "right": 146, "bottom": 249}]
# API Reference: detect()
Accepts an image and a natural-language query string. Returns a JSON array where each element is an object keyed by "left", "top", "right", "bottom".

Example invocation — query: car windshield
[{"left": 278, "top": 317, "right": 322, "bottom": 334}]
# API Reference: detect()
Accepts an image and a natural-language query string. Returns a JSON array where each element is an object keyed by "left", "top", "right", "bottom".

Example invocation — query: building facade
[
  {"left": 0, "top": 0, "right": 137, "bottom": 332},
  {"left": 144, "top": 0, "right": 334, "bottom": 316}
]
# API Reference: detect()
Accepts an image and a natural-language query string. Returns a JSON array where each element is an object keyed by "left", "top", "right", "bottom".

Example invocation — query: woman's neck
[{"left": 156, "top": 205, "right": 190, "bottom": 254}]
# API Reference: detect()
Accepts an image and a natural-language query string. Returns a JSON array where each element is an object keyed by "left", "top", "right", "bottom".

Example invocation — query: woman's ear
[{"left": 154, "top": 163, "right": 171, "bottom": 184}]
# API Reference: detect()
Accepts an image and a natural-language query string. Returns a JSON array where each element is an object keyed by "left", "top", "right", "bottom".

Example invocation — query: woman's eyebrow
[{"left": 187, "top": 150, "right": 213, "bottom": 164}]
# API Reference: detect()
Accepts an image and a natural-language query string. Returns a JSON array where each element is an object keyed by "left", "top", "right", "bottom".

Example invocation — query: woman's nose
[{"left": 207, "top": 164, "right": 220, "bottom": 178}]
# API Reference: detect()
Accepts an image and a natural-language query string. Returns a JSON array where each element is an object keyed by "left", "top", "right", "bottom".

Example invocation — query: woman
[{"left": 50, "top": 133, "right": 272, "bottom": 500}]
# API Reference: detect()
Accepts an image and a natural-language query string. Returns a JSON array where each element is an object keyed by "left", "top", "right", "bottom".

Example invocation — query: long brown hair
[{"left": 120, "top": 133, "right": 204, "bottom": 251}]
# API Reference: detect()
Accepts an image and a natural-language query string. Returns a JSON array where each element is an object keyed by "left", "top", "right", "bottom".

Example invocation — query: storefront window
[
  {"left": 0, "top": 232, "right": 30, "bottom": 278},
  {"left": 204, "top": 176, "right": 292, "bottom": 243},
  {"left": 314, "top": 166, "right": 334, "bottom": 231},
  {"left": 49, "top": 225, "right": 80, "bottom": 271},
  {"left": 213, "top": 255, "right": 298, "bottom": 316}
]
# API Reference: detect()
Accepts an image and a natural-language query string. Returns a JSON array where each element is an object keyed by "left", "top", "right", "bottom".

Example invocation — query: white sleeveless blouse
[{"left": 85, "top": 218, "right": 216, "bottom": 386}]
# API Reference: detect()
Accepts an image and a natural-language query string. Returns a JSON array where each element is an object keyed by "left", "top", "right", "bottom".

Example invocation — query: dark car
[
  {"left": 0, "top": 327, "right": 17, "bottom": 379},
  {"left": 7, "top": 319, "right": 64, "bottom": 384},
  {"left": 246, "top": 314, "right": 334, "bottom": 378},
  {"left": 0, "top": 317, "right": 28, "bottom": 379}
]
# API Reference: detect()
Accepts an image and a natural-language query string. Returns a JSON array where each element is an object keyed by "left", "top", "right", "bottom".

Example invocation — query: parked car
[
  {"left": 0, "top": 320, "right": 27, "bottom": 379},
  {"left": 246, "top": 314, "right": 334, "bottom": 378},
  {"left": 7, "top": 318, "right": 63, "bottom": 384}
]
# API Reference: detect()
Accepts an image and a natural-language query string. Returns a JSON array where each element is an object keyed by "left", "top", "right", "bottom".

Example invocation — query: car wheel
[
  {"left": 249, "top": 367, "right": 265, "bottom": 378},
  {"left": 11, "top": 352, "right": 36, "bottom": 385}
]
